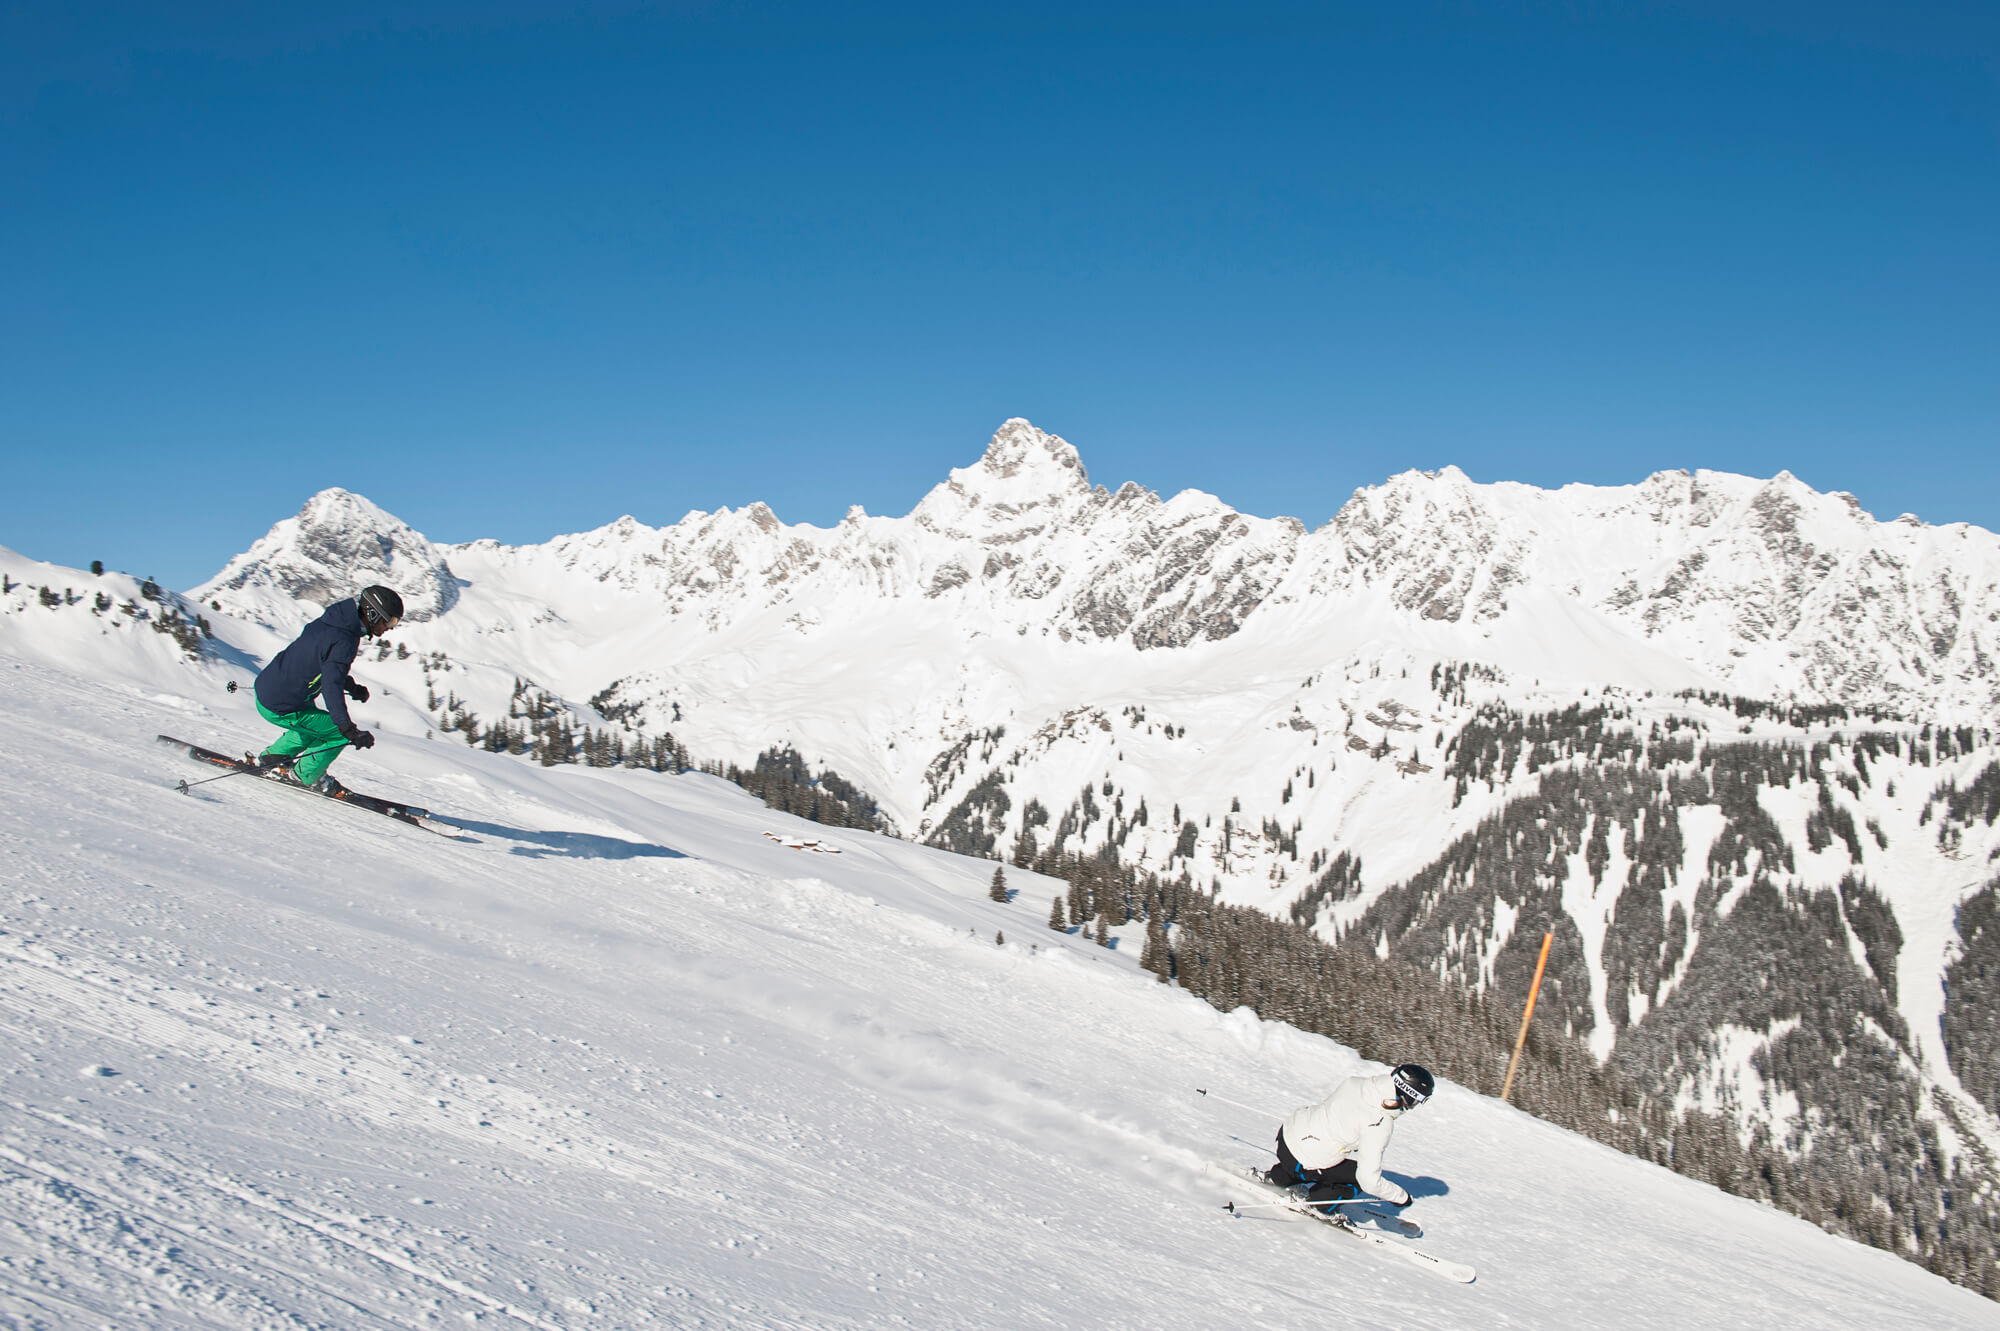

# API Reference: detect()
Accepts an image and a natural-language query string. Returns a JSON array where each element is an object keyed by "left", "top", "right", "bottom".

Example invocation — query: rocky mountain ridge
[{"left": 200, "top": 419, "right": 2000, "bottom": 721}]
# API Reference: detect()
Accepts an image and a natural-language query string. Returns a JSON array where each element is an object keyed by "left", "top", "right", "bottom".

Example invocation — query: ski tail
[{"left": 1335, "top": 1221, "right": 1476, "bottom": 1283}]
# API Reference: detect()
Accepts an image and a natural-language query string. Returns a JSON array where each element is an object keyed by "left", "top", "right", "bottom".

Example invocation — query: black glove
[
  {"left": 340, "top": 723, "right": 375, "bottom": 750},
  {"left": 343, "top": 679, "right": 370, "bottom": 703}
]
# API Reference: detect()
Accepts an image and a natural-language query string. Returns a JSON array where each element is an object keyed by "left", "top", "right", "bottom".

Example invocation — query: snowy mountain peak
[
  {"left": 195, "top": 487, "right": 459, "bottom": 631},
  {"left": 911, "top": 418, "right": 1091, "bottom": 537},
  {"left": 975, "top": 417, "right": 1088, "bottom": 486}
]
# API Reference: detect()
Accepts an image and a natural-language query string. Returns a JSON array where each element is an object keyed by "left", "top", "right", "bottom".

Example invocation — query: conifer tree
[
  {"left": 1141, "top": 916, "right": 1170, "bottom": 981},
  {"left": 988, "top": 865, "right": 1008, "bottom": 903},
  {"left": 1047, "top": 895, "right": 1067, "bottom": 932}
]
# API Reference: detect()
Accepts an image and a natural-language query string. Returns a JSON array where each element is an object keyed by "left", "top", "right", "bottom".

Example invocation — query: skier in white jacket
[{"left": 1264, "top": 1064, "right": 1435, "bottom": 1212}]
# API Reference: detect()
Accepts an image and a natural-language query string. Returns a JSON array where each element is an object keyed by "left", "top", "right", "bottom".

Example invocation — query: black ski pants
[{"left": 1265, "top": 1129, "right": 1360, "bottom": 1207}]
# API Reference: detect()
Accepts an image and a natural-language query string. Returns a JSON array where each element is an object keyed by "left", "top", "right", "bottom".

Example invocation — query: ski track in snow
[{"left": 1, "top": 654, "right": 1993, "bottom": 1329}]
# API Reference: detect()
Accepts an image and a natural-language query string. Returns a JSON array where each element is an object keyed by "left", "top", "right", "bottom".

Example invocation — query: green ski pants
[{"left": 256, "top": 699, "right": 349, "bottom": 786}]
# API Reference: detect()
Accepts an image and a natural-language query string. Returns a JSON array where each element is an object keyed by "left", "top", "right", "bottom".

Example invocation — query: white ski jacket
[{"left": 1280, "top": 1072, "right": 1411, "bottom": 1205}]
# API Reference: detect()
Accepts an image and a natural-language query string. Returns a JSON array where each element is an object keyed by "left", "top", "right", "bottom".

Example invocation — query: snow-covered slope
[{"left": 3, "top": 650, "right": 1994, "bottom": 1329}]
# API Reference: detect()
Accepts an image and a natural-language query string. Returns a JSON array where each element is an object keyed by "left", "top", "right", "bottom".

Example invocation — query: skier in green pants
[{"left": 253, "top": 585, "right": 403, "bottom": 793}]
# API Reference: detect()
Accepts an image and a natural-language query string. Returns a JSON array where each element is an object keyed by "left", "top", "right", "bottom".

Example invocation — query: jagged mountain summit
[{"left": 201, "top": 487, "right": 461, "bottom": 625}]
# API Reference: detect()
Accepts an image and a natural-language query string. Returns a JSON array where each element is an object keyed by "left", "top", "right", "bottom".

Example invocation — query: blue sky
[{"left": 4, "top": 2, "right": 1995, "bottom": 589}]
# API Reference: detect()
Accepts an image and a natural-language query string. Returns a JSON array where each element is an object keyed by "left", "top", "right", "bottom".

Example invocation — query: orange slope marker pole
[{"left": 1500, "top": 931, "right": 1554, "bottom": 1104}]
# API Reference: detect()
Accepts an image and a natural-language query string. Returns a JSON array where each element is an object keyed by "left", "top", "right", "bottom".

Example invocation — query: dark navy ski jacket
[{"left": 255, "top": 598, "right": 364, "bottom": 728}]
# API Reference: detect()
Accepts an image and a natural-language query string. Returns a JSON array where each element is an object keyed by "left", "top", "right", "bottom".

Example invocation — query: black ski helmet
[
  {"left": 1391, "top": 1063, "right": 1435, "bottom": 1109},
  {"left": 359, "top": 584, "right": 404, "bottom": 632}
]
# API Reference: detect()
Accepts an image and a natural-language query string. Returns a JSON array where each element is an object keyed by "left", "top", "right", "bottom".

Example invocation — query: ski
[
  {"left": 1214, "top": 1164, "right": 1474, "bottom": 1283},
  {"left": 157, "top": 735, "right": 465, "bottom": 838},
  {"left": 1351, "top": 1204, "right": 1423, "bottom": 1239},
  {"left": 1222, "top": 1165, "right": 1421, "bottom": 1234}
]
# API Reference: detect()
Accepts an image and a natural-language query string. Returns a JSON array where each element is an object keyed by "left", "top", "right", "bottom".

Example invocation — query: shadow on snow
[{"left": 451, "top": 817, "right": 688, "bottom": 861}]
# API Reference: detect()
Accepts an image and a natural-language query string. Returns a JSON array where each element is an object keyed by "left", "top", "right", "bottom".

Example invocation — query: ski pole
[
  {"left": 1195, "top": 1087, "right": 1279, "bottom": 1119},
  {"left": 1223, "top": 1197, "right": 1393, "bottom": 1215},
  {"left": 176, "top": 741, "right": 348, "bottom": 794}
]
